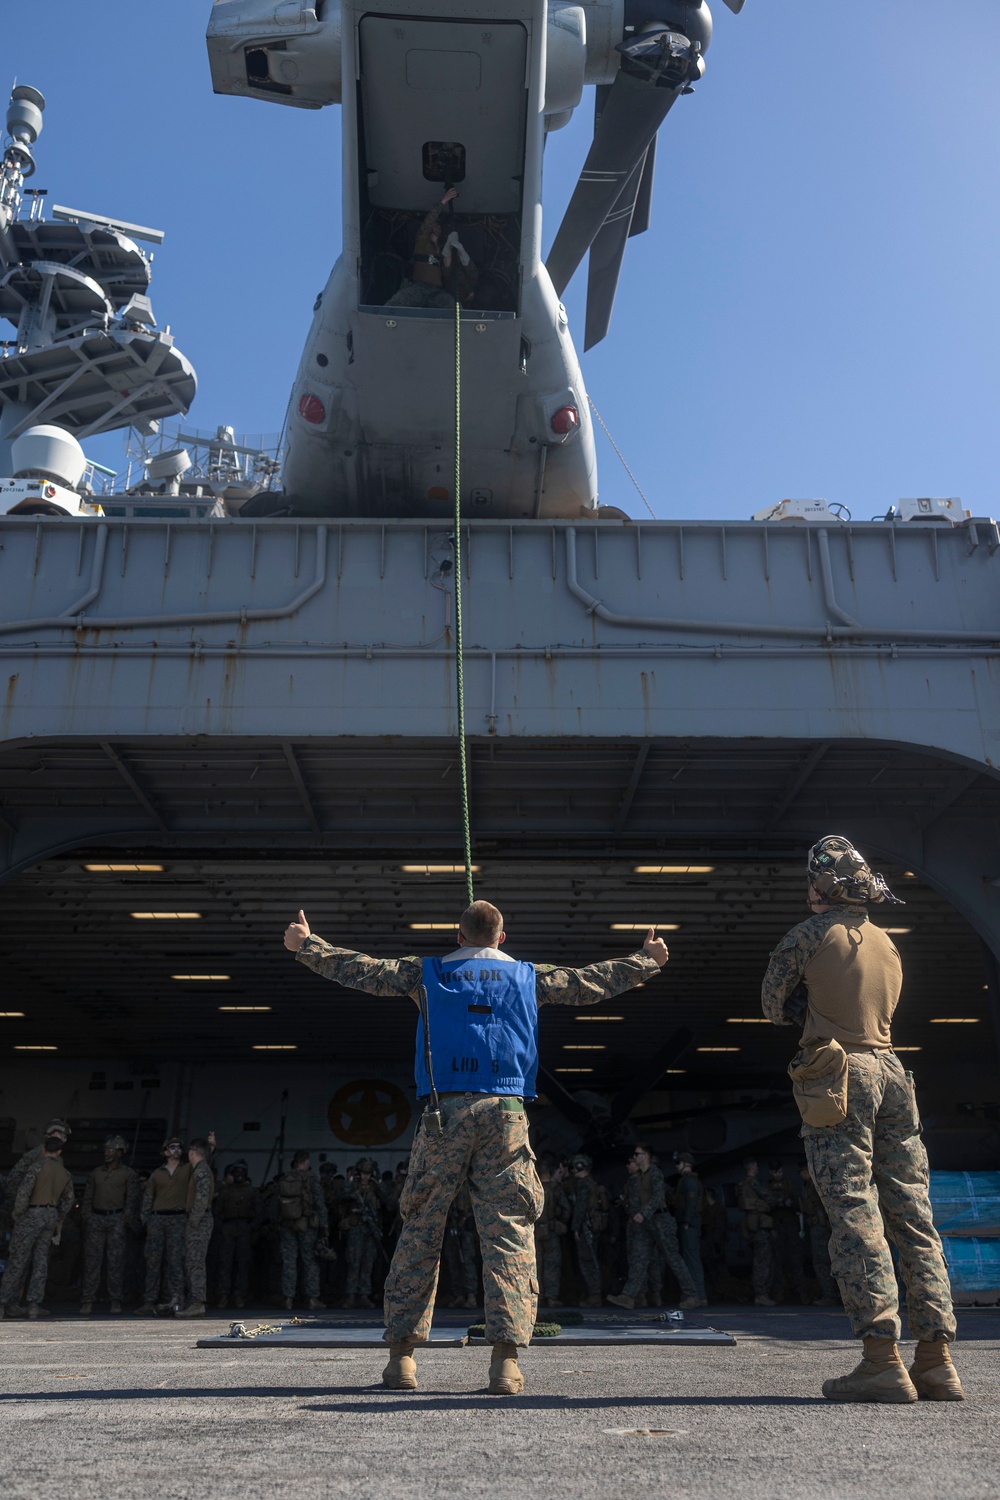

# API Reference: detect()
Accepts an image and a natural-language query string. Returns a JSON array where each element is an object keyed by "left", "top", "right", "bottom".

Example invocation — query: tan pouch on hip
[{"left": 788, "top": 1038, "right": 849, "bottom": 1126}]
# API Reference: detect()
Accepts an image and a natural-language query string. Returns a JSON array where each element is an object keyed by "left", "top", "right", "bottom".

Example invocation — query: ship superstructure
[{"left": 0, "top": 86, "right": 196, "bottom": 515}]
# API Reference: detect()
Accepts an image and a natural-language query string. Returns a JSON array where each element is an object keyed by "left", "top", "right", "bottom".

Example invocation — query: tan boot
[
  {"left": 382, "top": 1340, "right": 418, "bottom": 1390},
  {"left": 823, "top": 1336, "right": 919, "bottom": 1404},
  {"left": 606, "top": 1293, "right": 635, "bottom": 1310},
  {"left": 488, "top": 1340, "right": 524, "bottom": 1395},
  {"left": 679, "top": 1296, "right": 701, "bottom": 1310},
  {"left": 133, "top": 1303, "right": 158, "bottom": 1317},
  {"left": 908, "top": 1340, "right": 965, "bottom": 1402},
  {"left": 27, "top": 1304, "right": 50, "bottom": 1319},
  {"left": 79, "top": 1303, "right": 93, "bottom": 1317},
  {"left": 176, "top": 1302, "right": 206, "bottom": 1318}
]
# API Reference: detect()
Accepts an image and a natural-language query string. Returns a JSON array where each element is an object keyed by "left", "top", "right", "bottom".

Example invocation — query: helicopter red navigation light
[
  {"left": 298, "top": 393, "right": 326, "bottom": 425},
  {"left": 550, "top": 405, "right": 579, "bottom": 436}
]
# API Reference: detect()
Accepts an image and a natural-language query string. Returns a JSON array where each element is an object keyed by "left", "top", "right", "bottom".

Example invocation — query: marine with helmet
[
  {"left": 1, "top": 1117, "right": 72, "bottom": 1230},
  {"left": 215, "top": 1159, "right": 263, "bottom": 1309},
  {"left": 762, "top": 833, "right": 964, "bottom": 1403},
  {"left": 339, "top": 1155, "right": 386, "bottom": 1309},
  {"left": 80, "top": 1133, "right": 140, "bottom": 1315},
  {"left": 566, "top": 1153, "right": 609, "bottom": 1307},
  {"left": 135, "top": 1130, "right": 215, "bottom": 1316}
]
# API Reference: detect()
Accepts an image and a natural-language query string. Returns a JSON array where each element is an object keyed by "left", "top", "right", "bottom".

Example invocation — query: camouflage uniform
[
  {"left": 340, "top": 1173, "right": 385, "bottom": 1301},
  {"left": 278, "top": 1169, "right": 328, "bottom": 1301},
  {"left": 673, "top": 1170, "right": 706, "bottom": 1301},
  {"left": 216, "top": 1178, "right": 262, "bottom": 1305},
  {"left": 799, "top": 1172, "right": 838, "bottom": 1301},
  {"left": 762, "top": 911, "right": 956, "bottom": 1344},
  {"left": 141, "top": 1163, "right": 192, "bottom": 1307},
  {"left": 0, "top": 1157, "right": 74, "bottom": 1308},
  {"left": 765, "top": 1171, "right": 809, "bottom": 1302},
  {"left": 442, "top": 1181, "right": 479, "bottom": 1304},
  {"left": 569, "top": 1174, "right": 609, "bottom": 1299},
  {"left": 619, "top": 1165, "right": 697, "bottom": 1303},
  {"left": 81, "top": 1162, "right": 140, "bottom": 1305},
  {"left": 736, "top": 1174, "right": 774, "bottom": 1297},
  {"left": 184, "top": 1159, "right": 215, "bottom": 1304},
  {"left": 295, "top": 936, "right": 658, "bottom": 1346},
  {"left": 534, "top": 1177, "right": 570, "bottom": 1304}
]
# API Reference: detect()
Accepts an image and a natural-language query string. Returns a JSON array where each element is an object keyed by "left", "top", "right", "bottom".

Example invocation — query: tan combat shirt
[
  {"left": 28, "top": 1157, "right": 72, "bottom": 1207},
  {"left": 147, "top": 1163, "right": 192, "bottom": 1211},
  {"left": 89, "top": 1163, "right": 137, "bottom": 1212},
  {"left": 761, "top": 909, "right": 902, "bottom": 1050}
]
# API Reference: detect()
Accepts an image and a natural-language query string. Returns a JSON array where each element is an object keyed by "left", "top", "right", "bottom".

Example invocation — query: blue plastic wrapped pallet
[{"left": 929, "top": 1172, "right": 1000, "bottom": 1303}]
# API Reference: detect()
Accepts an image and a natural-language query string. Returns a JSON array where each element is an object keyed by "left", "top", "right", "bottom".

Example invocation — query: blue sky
[{"left": 5, "top": 1, "right": 1000, "bottom": 519}]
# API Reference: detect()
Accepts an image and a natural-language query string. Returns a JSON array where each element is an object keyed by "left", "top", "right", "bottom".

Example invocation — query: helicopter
[{"left": 207, "top": 0, "right": 746, "bottom": 519}]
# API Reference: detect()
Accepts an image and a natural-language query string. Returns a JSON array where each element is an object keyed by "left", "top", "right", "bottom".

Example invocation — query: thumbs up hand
[{"left": 284, "top": 909, "right": 311, "bottom": 952}]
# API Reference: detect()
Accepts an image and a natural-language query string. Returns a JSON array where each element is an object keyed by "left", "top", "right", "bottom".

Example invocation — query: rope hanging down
[
  {"left": 453, "top": 299, "right": 475, "bottom": 909},
  {"left": 587, "top": 394, "right": 657, "bottom": 521}
]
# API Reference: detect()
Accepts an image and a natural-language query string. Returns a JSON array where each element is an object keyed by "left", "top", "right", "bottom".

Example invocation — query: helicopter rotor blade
[
  {"left": 546, "top": 66, "right": 684, "bottom": 299},
  {"left": 719, "top": 0, "right": 747, "bottom": 12},
  {"left": 629, "top": 135, "right": 656, "bottom": 239},
  {"left": 584, "top": 152, "right": 645, "bottom": 351}
]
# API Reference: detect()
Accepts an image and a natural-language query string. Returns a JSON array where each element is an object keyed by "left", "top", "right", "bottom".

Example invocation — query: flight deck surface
[{"left": 1, "top": 1306, "right": 996, "bottom": 1500}]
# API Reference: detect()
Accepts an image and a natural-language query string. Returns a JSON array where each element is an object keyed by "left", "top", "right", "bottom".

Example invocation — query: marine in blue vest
[{"left": 285, "top": 897, "right": 669, "bottom": 1396}]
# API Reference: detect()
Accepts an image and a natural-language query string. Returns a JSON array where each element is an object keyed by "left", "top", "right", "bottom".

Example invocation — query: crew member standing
[
  {"left": 278, "top": 1150, "right": 328, "bottom": 1311},
  {"left": 567, "top": 1154, "right": 608, "bottom": 1307},
  {"left": 80, "top": 1134, "right": 140, "bottom": 1315},
  {"left": 178, "top": 1138, "right": 215, "bottom": 1317},
  {"left": 2, "top": 1119, "right": 71, "bottom": 1228},
  {"left": 340, "top": 1157, "right": 385, "bottom": 1309},
  {"left": 216, "top": 1160, "right": 262, "bottom": 1309},
  {"left": 0, "top": 1130, "right": 74, "bottom": 1318},
  {"left": 608, "top": 1145, "right": 699, "bottom": 1312},
  {"left": 534, "top": 1158, "right": 570, "bottom": 1308},
  {"left": 285, "top": 900, "right": 667, "bottom": 1395},
  {"left": 736, "top": 1157, "right": 775, "bottom": 1306},
  {"left": 673, "top": 1152, "right": 708, "bottom": 1307},
  {"left": 136, "top": 1136, "right": 192, "bottom": 1316},
  {"left": 762, "top": 834, "right": 963, "bottom": 1403}
]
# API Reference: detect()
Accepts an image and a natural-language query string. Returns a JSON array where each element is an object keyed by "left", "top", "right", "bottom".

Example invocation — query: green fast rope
[{"left": 453, "top": 298, "right": 475, "bottom": 908}]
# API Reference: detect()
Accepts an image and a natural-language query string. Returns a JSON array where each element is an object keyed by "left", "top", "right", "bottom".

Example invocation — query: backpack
[{"left": 279, "top": 1171, "right": 314, "bottom": 1230}]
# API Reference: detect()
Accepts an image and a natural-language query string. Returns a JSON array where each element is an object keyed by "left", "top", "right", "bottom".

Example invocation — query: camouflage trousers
[
  {"left": 217, "top": 1219, "right": 254, "bottom": 1302},
  {"left": 280, "top": 1226, "right": 320, "bottom": 1300},
  {"left": 0, "top": 1206, "right": 58, "bottom": 1306},
  {"left": 803, "top": 1049, "right": 956, "bottom": 1343},
  {"left": 677, "top": 1220, "right": 706, "bottom": 1301},
  {"left": 443, "top": 1225, "right": 478, "bottom": 1301},
  {"left": 621, "top": 1220, "right": 659, "bottom": 1301},
  {"left": 534, "top": 1226, "right": 563, "bottom": 1302},
  {"left": 184, "top": 1214, "right": 214, "bottom": 1303},
  {"left": 144, "top": 1213, "right": 186, "bottom": 1305},
  {"left": 574, "top": 1226, "right": 602, "bottom": 1297},
  {"left": 746, "top": 1228, "right": 774, "bottom": 1296},
  {"left": 383, "top": 1093, "right": 544, "bottom": 1346},
  {"left": 808, "top": 1223, "right": 838, "bottom": 1300},
  {"left": 82, "top": 1211, "right": 128, "bottom": 1302},
  {"left": 344, "top": 1225, "right": 379, "bottom": 1297},
  {"left": 652, "top": 1212, "right": 698, "bottom": 1301}
]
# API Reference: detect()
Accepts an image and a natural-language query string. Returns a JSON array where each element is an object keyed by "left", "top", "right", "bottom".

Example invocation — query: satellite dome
[{"left": 11, "top": 425, "right": 87, "bottom": 489}]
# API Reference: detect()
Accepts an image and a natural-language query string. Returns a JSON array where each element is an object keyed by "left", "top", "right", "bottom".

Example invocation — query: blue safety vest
[{"left": 415, "top": 956, "right": 538, "bottom": 1099}]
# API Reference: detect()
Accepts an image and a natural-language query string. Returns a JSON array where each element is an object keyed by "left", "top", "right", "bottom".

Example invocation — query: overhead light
[
  {"left": 894, "top": 1046, "right": 922, "bottom": 1052},
  {"left": 401, "top": 865, "right": 481, "bottom": 875},
  {"left": 172, "top": 974, "right": 230, "bottom": 981},
  {"left": 666, "top": 1069, "right": 686, "bottom": 1074},
  {"left": 16, "top": 1045, "right": 57, "bottom": 1051},
  {"left": 130, "top": 911, "right": 202, "bottom": 920},
  {"left": 0, "top": 1012, "right": 26, "bottom": 1018},
  {"left": 252, "top": 1044, "right": 298, "bottom": 1050},
  {"left": 697, "top": 1046, "right": 740, "bottom": 1053},
  {"left": 929, "top": 1018, "right": 980, "bottom": 1024},
  {"left": 220, "top": 1006, "right": 272, "bottom": 1013},
  {"left": 575, "top": 1015, "right": 624, "bottom": 1022},
  {"left": 634, "top": 865, "right": 714, "bottom": 875},
  {"left": 610, "top": 923, "right": 680, "bottom": 931},
  {"left": 556, "top": 1067, "right": 594, "bottom": 1074},
  {"left": 409, "top": 923, "right": 458, "bottom": 930},
  {"left": 885, "top": 927, "right": 911, "bottom": 934},
  {"left": 86, "top": 863, "right": 165, "bottom": 873},
  {"left": 563, "top": 1045, "right": 607, "bottom": 1051},
  {"left": 727, "top": 1017, "right": 769, "bottom": 1024},
  {"left": 902, "top": 871, "right": 918, "bottom": 879}
]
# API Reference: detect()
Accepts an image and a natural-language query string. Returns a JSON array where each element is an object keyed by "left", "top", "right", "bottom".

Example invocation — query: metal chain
[
  {"left": 587, "top": 394, "right": 658, "bottom": 520},
  {"left": 453, "top": 300, "right": 475, "bottom": 909}
]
